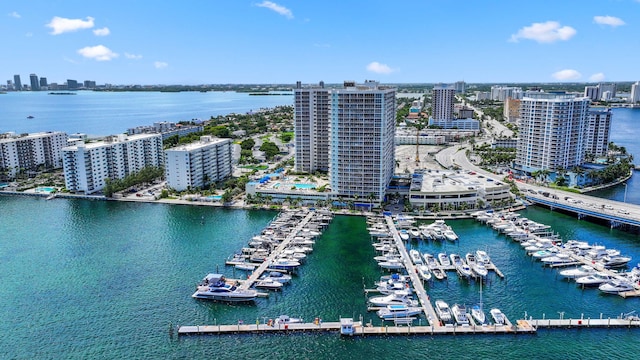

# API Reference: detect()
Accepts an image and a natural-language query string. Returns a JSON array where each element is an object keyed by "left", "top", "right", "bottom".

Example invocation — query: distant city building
[
  {"left": 600, "top": 91, "right": 612, "bottom": 102},
  {"left": 6, "top": 80, "right": 13, "bottom": 90},
  {"left": 29, "top": 74, "right": 40, "bottom": 91},
  {"left": 126, "top": 121, "right": 203, "bottom": 140},
  {"left": 164, "top": 136, "right": 232, "bottom": 191},
  {"left": 294, "top": 80, "right": 396, "bottom": 202},
  {"left": 584, "top": 83, "right": 617, "bottom": 102},
  {"left": 515, "top": 92, "right": 591, "bottom": 174},
  {"left": 428, "top": 118, "right": 480, "bottom": 131},
  {"left": 62, "top": 134, "right": 164, "bottom": 194},
  {"left": 0, "top": 131, "right": 68, "bottom": 178},
  {"left": 490, "top": 86, "right": 522, "bottom": 102},
  {"left": 491, "top": 138, "right": 519, "bottom": 149},
  {"left": 630, "top": 81, "right": 640, "bottom": 104},
  {"left": 67, "top": 79, "right": 78, "bottom": 90},
  {"left": 598, "top": 83, "right": 616, "bottom": 98},
  {"left": 585, "top": 108, "right": 612, "bottom": 157},
  {"left": 83, "top": 80, "right": 96, "bottom": 89},
  {"left": 14, "top": 75, "right": 23, "bottom": 91},
  {"left": 503, "top": 97, "right": 521, "bottom": 123},
  {"left": 39, "top": 77, "right": 48, "bottom": 89},
  {"left": 454, "top": 105, "right": 474, "bottom": 119},
  {"left": 432, "top": 83, "right": 455, "bottom": 120},
  {"left": 395, "top": 129, "right": 446, "bottom": 145},
  {"left": 454, "top": 81, "right": 466, "bottom": 94},
  {"left": 474, "top": 91, "right": 491, "bottom": 101},
  {"left": 584, "top": 86, "right": 599, "bottom": 101}
]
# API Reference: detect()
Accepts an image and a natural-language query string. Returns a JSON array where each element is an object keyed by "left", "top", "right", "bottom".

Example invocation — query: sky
[{"left": 1, "top": 0, "right": 639, "bottom": 85}]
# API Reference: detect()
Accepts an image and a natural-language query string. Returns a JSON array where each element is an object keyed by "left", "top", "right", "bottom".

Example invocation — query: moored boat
[
  {"left": 376, "top": 304, "right": 423, "bottom": 319},
  {"left": 192, "top": 274, "right": 258, "bottom": 302},
  {"left": 409, "top": 249, "right": 423, "bottom": 265},
  {"left": 434, "top": 300, "right": 453, "bottom": 324},
  {"left": 490, "top": 308, "right": 506, "bottom": 325},
  {"left": 417, "top": 264, "right": 432, "bottom": 281},
  {"left": 451, "top": 304, "right": 470, "bottom": 325}
]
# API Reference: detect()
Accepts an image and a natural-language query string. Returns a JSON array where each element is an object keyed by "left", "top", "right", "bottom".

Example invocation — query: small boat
[
  {"left": 431, "top": 267, "right": 447, "bottom": 280},
  {"left": 422, "top": 252, "right": 439, "bottom": 270},
  {"left": 434, "top": 300, "right": 453, "bottom": 324},
  {"left": 378, "top": 258, "right": 405, "bottom": 270},
  {"left": 417, "top": 264, "right": 432, "bottom": 281},
  {"left": 471, "top": 305, "right": 486, "bottom": 325},
  {"left": 235, "top": 263, "right": 256, "bottom": 271},
  {"left": 451, "top": 304, "right": 470, "bottom": 325},
  {"left": 475, "top": 250, "right": 491, "bottom": 265},
  {"left": 27, "top": 115, "right": 34, "bottom": 119},
  {"left": 254, "top": 278, "right": 284, "bottom": 290},
  {"left": 541, "top": 253, "right": 574, "bottom": 266},
  {"left": 399, "top": 229, "right": 410, "bottom": 241},
  {"left": 376, "top": 304, "right": 423, "bottom": 319},
  {"left": 261, "top": 271, "right": 291, "bottom": 284},
  {"left": 575, "top": 272, "right": 613, "bottom": 287},
  {"left": 451, "top": 253, "right": 472, "bottom": 278},
  {"left": 408, "top": 227, "right": 422, "bottom": 239},
  {"left": 438, "top": 253, "right": 451, "bottom": 267},
  {"left": 409, "top": 249, "right": 423, "bottom": 265},
  {"left": 490, "top": 308, "right": 506, "bottom": 325},
  {"left": 275, "top": 315, "right": 303, "bottom": 324},
  {"left": 443, "top": 229, "right": 458, "bottom": 242},
  {"left": 559, "top": 265, "right": 596, "bottom": 280},
  {"left": 599, "top": 278, "right": 636, "bottom": 294},
  {"left": 270, "top": 258, "right": 301, "bottom": 271}
]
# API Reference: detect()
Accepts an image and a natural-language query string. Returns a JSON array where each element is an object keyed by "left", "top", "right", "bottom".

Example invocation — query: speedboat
[
  {"left": 399, "top": 229, "right": 410, "bottom": 241},
  {"left": 368, "top": 291, "right": 417, "bottom": 307},
  {"left": 254, "top": 278, "right": 284, "bottom": 290},
  {"left": 192, "top": 274, "right": 258, "bottom": 302},
  {"left": 599, "top": 278, "right": 636, "bottom": 294},
  {"left": 541, "top": 253, "right": 573, "bottom": 266},
  {"left": 601, "top": 255, "right": 632, "bottom": 269},
  {"left": 576, "top": 272, "right": 613, "bottom": 287},
  {"left": 490, "top": 308, "right": 506, "bottom": 325},
  {"left": 434, "top": 300, "right": 453, "bottom": 324},
  {"left": 374, "top": 252, "right": 401, "bottom": 262},
  {"left": 559, "top": 265, "right": 596, "bottom": 280},
  {"left": 417, "top": 264, "right": 432, "bottom": 281},
  {"left": 235, "top": 262, "right": 256, "bottom": 271},
  {"left": 475, "top": 250, "right": 491, "bottom": 265},
  {"left": 451, "top": 253, "right": 472, "bottom": 278},
  {"left": 423, "top": 252, "right": 439, "bottom": 270},
  {"left": 471, "top": 305, "right": 486, "bottom": 325},
  {"left": 443, "top": 229, "right": 459, "bottom": 242},
  {"left": 270, "top": 258, "right": 301, "bottom": 271},
  {"left": 378, "top": 258, "right": 405, "bottom": 270},
  {"left": 438, "top": 253, "right": 451, "bottom": 267},
  {"left": 451, "top": 304, "right": 470, "bottom": 325},
  {"left": 466, "top": 253, "right": 488, "bottom": 278},
  {"left": 261, "top": 271, "right": 291, "bottom": 284},
  {"left": 275, "top": 315, "right": 303, "bottom": 325},
  {"left": 431, "top": 267, "right": 447, "bottom": 280},
  {"left": 376, "top": 304, "right": 423, "bottom": 319},
  {"left": 376, "top": 275, "right": 412, "bottom": 295},
  {"left": 409, "top": 249, "right": 423, "bottom": 265},
  {"left": 409, "top": 227, "right": 422, "bottom": 239}
]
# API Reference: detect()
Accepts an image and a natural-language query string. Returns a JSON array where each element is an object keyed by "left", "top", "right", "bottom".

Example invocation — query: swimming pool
[
  {"left": 35, "top": 187, "right": 56, "bottom": 193},
  {"left": 294, "top": 183, "right": 316, "bottom": 190},
  {"left": 207, "top": 195, "right": 223, "bottom": 201}
]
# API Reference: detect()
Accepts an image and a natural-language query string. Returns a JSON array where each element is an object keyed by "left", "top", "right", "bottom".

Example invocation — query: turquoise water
[
  {"left": 295, "top": 183, "right": 316, "bottom": 189},
  {"left": 1, "top": 196, "right": 640, "bottom": 359},
  {"left": 35, "top": 186, "right": 56, "bottom": 193},
  {"left": 207, "top": 195, "right": 222, "bottom": 200}
]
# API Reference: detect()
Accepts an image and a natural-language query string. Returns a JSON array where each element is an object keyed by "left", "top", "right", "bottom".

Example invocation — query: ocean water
[{"left": 1, "top": 196, "right": 639, "bottom": 359}]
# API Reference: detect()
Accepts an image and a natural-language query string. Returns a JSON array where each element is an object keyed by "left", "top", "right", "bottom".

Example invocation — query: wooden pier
[
  {"left": 528, "top": 317, "right": 640, "bottom": 328},
  {"left": 238, "top": 211, "right": 316, "bottom": 291}
]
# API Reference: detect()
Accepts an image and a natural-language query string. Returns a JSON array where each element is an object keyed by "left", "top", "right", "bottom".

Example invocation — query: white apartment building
[
  {"left": 585, "top": 108, "right": 612, "bottom": 157},
  {"left": 164, "top": 136, "right": 232, "bottom": 191},
  {"left": 432, "top": 84, "right": 455, "bottom": 120},
  {"left": 490, "top": 86, "right": 523, "bottom": 102},
  {"left": 0, "top": 131, "right": 68, "bottom": 178},
  {"left": 630, "top": 81, "right": 640, "bottom": 104},
  {"left": 62, "top": 134, "right": 163, "bottom": 194},
  {"left": 294, "top": 81, "right": 330, "bottom": 173},
  {"left": 515, "top": 92, "right": 590, "bottom": 174}
]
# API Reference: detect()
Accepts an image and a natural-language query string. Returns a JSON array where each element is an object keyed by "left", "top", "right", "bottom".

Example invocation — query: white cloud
[
  {"left": 9, "top": 11, "right": 21, "bottom": 18},
  {"left": 256, "top": 1, "right": 293, "bottom": 19},
  {"left": 125, "top": 53, "right": 143, "bottom": 60},
  {"left": 77, "top": 45, "right": 118, "bottom": 61},
  {"left": 589, "top": 73, "right": 606, "bottom": 82},
  {"left": 552, "top": 69, "right": 582, "bottom": 81},
  {"left": 510, "top": 21, "right": 576, "bottom": 43},
  {"left": 93, "top": 27, "right": 110, "bottom": 36},
  {"left": 47, "top": 16, "right": 94, "bottom": 35},
  {"left": 154, "top": 61, "right": 168, "bottom": 69},
  {"left": 593, "top": 15, "right": 625, "bottom": 27},
  {"left": 366, "top": 61, "right": 396, "bottom": 75}
]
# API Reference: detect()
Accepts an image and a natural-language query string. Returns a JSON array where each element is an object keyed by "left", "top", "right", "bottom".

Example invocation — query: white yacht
[
  {"left": 376, "top": 304, "right": 423, "bottom": 319},
  {"left": 601, "top": 255, "right": 632, "bottom": 269},
  {"left": 261, "top": 271, "right": 291, "bottom": 284},
  {"left": 443, "top": 229, "right": 459, "bottom": 242},
  {"left": 559, "top": 265, "right": 596, "bottom": 280},
  {"left": 451, "top": 304, "right": 470, "bottom": 326},
  {"left": 451, "top": 253, "right": 473, "bottom": 278},
  {"left": 399, "top": 229, "right": 410, "bottom": 241},
  {"left": 275, "top": 315, "right": 304, "bottom": 324},
  {"left": 270, "top": 258, "right": 301, "bottom": 271},
  {"left": 409, "top": 227, "right": 422, "bottom": 239},
  {"left": 575, "top": 272, "right": 613, "bottom": 287},
  {"left": 466, "top": 253, "right": 488, "bottom": 278},
  {"left": 434, "top": 300, "right": 453, "bottom": 324},
  {"left": 541, "top": 253, "right": 574, "bottom": 266},
  {"left": 378, "top": 258, "right": 405, "bottom": 270},
  {"left": 599, "top": 278, "right": 636, "bottom": 294},
  {"left": 368, "top": 291, "right": 417, "bottom": 307},
  {"left": 475, "top": 250, "right": 491, "bottom": 265},
  {"left": 490, "top": 308, "right": 506, "bottom": 325},
  {"left": 438, "top": 253, "right": 451, "bottom": 267},
  {"left": 409, "top": 249, "right": 423, "bottom": 265},
  {"left": 417, "top": 264, "right": 432, "bottom": 281},
  {"left": 192, "top": 274, "right": 258, "bottom": 302},
  {"left": 431, "top": 267, "right": 447, "bottom": 280},
  {"left": 254, "top": 278, "right": 284, "bottom": 290},
  {"left": 423, "top": 252, "right": 439, "bottom": 270}
]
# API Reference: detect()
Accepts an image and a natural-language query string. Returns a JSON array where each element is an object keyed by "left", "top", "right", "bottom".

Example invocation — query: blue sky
[{"left": 2, "top": 1, "right": 639, "bottom": 85}]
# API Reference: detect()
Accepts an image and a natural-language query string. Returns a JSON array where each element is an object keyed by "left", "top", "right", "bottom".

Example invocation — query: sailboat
[{"left": 471, "top": 280, "right": 486, "bottom": 325}]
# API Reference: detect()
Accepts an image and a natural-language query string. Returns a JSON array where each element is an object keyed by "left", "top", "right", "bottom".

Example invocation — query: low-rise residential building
[
  {"left": 127, "top": 122, "right": 204, "bottom": 140},
  {"left": 164, "top": 136, "right": 232, "bottom": 191},
  {"left": 62, "top": 133, "right": 163, "bottom": 194},
  {"left": 428, "top": 118, "right": 480, "bottom": 131},
  {"left": 0, "top": 131, "right": 68, "bottom": 178}
]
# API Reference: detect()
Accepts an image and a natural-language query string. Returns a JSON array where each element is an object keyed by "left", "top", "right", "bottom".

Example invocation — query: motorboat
[
  {"left": 261, "top": 271, "right": 292, "bottom": 284},
  {"left": 490, "top": 308, "right": 506, "bottom": 325},
  {"left": 530, "top": 249, "right": 556, "bottom": 260},
  {"left": 451, "top": 304, "right": 470, "bottom": 326},
  {"left": 541, "top": 253, "right": 574, "bottom": 266},
  {"left": 376, "top": 304, "right": 423, "bottom": 319},
  {"left": 409, "top": 249, "right": 423, "bottom": 265},
  {"left": 471, "top": 305, "right": 486, "bottom": 325},
  {"left": 368, "top": 291, "right": 417, "bottom": 307},
  {"left": 559, "top": 265, "right": 596, "bottom": 280},
  {"left": 434, "top": 300, "right": 453, "bottom": 324},
  {"left": 599, "top": 278, "right": 636, "bottom": 294},
  {"left": 466, "top": 253, "right": 488, "bottom": 278},
  {"left": 275, "top": 315, "right": 304, "bottom": 324},
  {"left": 378, "top": 258, "right": 405, "bottom": 270},
  {"left": 423, "top": 252, "right": 438, "bottom": 270},
  {"left": 438, "top": 253, "right": 451, "bottom": 267},
  {"left": 419, "top": 225, "right": 433, "bottom": 240},
  {"left": 235, "top": 262, "right": 256, "bottom": 271},
  {"left": 374, "top": 252, "right": 401, "bottom": 262},
  {"left": 575, "top": 272, "right": 613, "bottom": 287},
  {"left": 399, "top": 229, "right": 410, "bottom": 241},
  {"left": 431, "top": 267, "right": 447, "bottom": 280},
  {"left": 417, "top": 264, "right": 432, "bottom": 281},
  {"left": 254, "top": 278, "right": 284, "bottom": 290},
  {"left": 409, "top": 227, "right": 422, "bottom": 239},
  {"left": 270, "top": 258, "right": 301, "bottom": 271},
  {"left": 376, "top": 275, "right": 412, "bottom": 295},
  {"left": 600, "top": 255, "right": 632, "bottom": 269},
  {"left": 475, "top": 250, "right": 491, "bottom": 265},
  {"left": 443, "top": 229, "right": 459, "bottom": 242},
  {"left": 192, "top": 274, "right": 258, "bottom": 302},
  {"left": 451, "top": 253, "right": 472, "bottom": 278}
]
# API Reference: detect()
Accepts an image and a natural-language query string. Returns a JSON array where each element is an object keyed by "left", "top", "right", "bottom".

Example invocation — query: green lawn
[{"left": 239, "top": 165, "right": 269, "bottom": 170}]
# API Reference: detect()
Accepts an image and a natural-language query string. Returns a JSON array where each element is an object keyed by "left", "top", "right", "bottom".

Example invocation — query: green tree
[
  {"left": 240, "top": 138, "right": 255, "bottom": 150},
  {"left": 260, "top": 141, "right": 280, "bottom": 159}
]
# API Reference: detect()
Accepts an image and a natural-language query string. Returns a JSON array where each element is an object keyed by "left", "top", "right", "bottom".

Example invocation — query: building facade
[
  {"left": 490, "top": 86, "right": 523, "bottom": 102},
  {"left": 503, "top": 97, "right": 521, "bottom": 123},
  {"left": 585, "top": 108, "right": 612, "bottom": 157},
  {"left": 13, "top": 75, "right": 22, "bottom": 91},
  {"left": 630, "top": 81, "right": 640, "bottom": 104},
  {"left": 432, "top": 84, "right": 455, "bottom": 120},
  {"left": 0, "top": 131, "right": 68, "bottom": 178},
  {"left": 294, "top": 81, "right": 330, "bottom": 173},
  {"left": 62, "top": 134, "right": 163, "bottom": 194},
  {"left": 515, "top": 92, "right": 590, "bottom": 173},
  {"left": 164, "top": 136, "right": 232, "bottom": 191}
]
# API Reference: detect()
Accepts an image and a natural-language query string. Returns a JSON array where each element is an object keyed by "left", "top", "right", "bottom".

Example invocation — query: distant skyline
[{"left": 2, "top": 1, "right": 639, "bottom": 85}]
